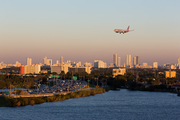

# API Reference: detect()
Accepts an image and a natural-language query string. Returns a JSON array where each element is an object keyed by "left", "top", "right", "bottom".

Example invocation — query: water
[
  {"left": 0, "top": 88, "right": 27, "bottom": 92},
  {"left": 0, "top": 89, "right": 180, "bottom": 120}
]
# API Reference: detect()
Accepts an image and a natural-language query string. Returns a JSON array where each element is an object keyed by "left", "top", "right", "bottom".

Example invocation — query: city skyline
[
  {"left": 0, "top": 1, "right": 180, "bottom": 65},
  {"left": 1, "top": 55, "right": 180, "bottom": 67}
]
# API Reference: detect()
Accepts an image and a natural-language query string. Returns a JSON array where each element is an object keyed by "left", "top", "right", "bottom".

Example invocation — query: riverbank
[
  {"left": 0, "top": 87, "right": 108, "bottom": 107},
  {"left": 127, "top": 83, "right": 180, "bottom": 96}
]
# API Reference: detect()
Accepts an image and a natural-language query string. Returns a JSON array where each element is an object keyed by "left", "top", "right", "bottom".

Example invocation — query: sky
[{"left": 0, "top": 0, "right": 180, "bottom": 65}]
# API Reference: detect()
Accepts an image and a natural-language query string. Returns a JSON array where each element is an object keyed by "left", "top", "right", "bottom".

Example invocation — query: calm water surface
[{"left": 0, "top": 89, "right": 180, "bottom": 120}]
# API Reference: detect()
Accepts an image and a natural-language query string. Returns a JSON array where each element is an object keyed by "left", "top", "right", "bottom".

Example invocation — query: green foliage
[{"left": 0, "top": 88, "right": 107, "bottom": 107}]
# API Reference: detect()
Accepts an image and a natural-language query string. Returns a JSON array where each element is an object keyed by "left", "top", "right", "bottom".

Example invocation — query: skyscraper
[
  {"left": 60, "top": 57, "right": 63, "bottom": 65},
  {"left": 178, "top": 58, "right": 180, "bottom": 69},
  {"left": 43, "top": 56, "right": 52, "bottom": 66},
  {"left": 133, "top": 57, "right": 136, "bottom": 66},
  {"left": 118, "top": 57, "right": 121, "bottom": 67},
  {"left": 113, "top": 54, "right": 117, "bottom": 67},
  {"left": 133, "top": 56, "right": 139, "bottom": 66},
  {"left": 26, "top": 57, "right": 32, "bottom": 66},
  {"left": 126, "top": 55, "right": 132, "bottom": 68},
  {"left": 153, "top": 62, "right": 158, "bottom": 68},
  {"left": 46, "top": 59, "right": 52, "bottom": 66},
  {"left": 43, "top": 56, "right": 47, "bottom": 65},
  {"left": 136, "top": 56, "right": 139, "bottom": 65}
]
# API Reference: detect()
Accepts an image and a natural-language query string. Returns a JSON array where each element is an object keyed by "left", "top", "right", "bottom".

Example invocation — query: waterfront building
[
  {"left": 94, "top": 60, "right": 107, "bottom": 68},
  {"left": 113, "top": 54, "right": 117, "bottom": 67},
  {"left": 112, "top": 68, "right": 126, "bottom": 77}
]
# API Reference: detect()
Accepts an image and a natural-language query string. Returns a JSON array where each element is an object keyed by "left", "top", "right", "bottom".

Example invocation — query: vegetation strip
[{"left": 0, "top": 88, "right": 108, "bottom": 107}]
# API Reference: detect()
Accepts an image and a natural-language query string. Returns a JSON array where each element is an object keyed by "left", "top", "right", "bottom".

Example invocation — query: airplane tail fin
[{"left": 127, "top": 26, "right": 130, "bottom": 31}]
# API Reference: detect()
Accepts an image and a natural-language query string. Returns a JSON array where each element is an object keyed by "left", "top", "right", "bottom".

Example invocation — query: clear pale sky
[{"left": 0, "top": 0, "right": 180, "bottom": 65}]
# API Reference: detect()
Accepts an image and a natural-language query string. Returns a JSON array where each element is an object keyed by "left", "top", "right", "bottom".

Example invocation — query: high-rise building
[
  {"left": 178, "top": 58, "right": 180, "bottom": 64},
  {"left": 84, "top": 62, "right": 93, "bottom": 67},
  {"left": 60, "top": 57, "right": 63, "bottom": 65},
  {"left": 118, "top": 57, "right": 121, "bottom": 67},
  {"left": 126, "top": 55, "right": 132, "bottom": 68},
  {"left": 47, "top": 59, "right": 52, "bottom": 66},
  {"left": 56, "top": 60, "right": 59, "bottom": 65},
  {"left": 43, "top": 56, "right": 52, "bottom": 66},
  {"left": 136, "top": 56, "right": 139, "bottom": 65},
  {"left": 15, "top": 61, "right": 21, "bottom": 67},
  {"left": 43, "top": 56, "right": 47, "bottom": 65},
  {"left": 94, "top": 60, "right": 107, "bottom": 68},
  {"left": 133, "top": 56, "right": 139, "bottom": 66},
  {"left": 20, "top": 65, "right": 41, "bottom": 75},
  {"left": 133, "top": 57, "right": 136, "bottom": 66},
  {"left": 153, "top": 62, "right": 158, "bottom": 68},
  {"left": 27, "top": 57, "right": 32, "bottom": 66},
  {"left": 113, "top": 54, "right": 117, "bottom": 67},
  {"left": 76, "top": 61, "right": 81, "bottom": 67}
]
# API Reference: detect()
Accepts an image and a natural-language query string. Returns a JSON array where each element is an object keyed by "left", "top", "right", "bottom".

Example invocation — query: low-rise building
[
  {"left": 165, "top": 70, "right": 176, "bottom": 78},
  {"left": 69, "top": 67, "right": 91, "bottom": 74},
  {"left": 20, "top": 65, "right": 41, "bottom": 75},
  {"left": 51, "top": 65, "right": 69, "bottom": 74},
  {"left": 113, "top": 68, "right": 126, "bottom": 77}
]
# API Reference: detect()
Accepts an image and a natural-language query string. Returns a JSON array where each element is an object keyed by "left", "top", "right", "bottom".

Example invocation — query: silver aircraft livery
[{"left": 114, "top": 26, "right": 134, "bottom": 34}]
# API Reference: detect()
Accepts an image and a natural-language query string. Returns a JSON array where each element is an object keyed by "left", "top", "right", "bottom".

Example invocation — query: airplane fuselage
[
  {"left": 114, "top": 29, "right": 129, "bottom": 34},
  {"left": 114, "top": 26, "right": 132, "bottom": 34}
]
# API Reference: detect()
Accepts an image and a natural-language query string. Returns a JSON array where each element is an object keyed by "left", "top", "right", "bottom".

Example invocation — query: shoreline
[{"left": 0, "top": 87, "right": 109, "bottom": 107}]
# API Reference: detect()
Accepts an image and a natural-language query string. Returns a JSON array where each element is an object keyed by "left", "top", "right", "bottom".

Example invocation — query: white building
[
  {"left": 94, "top": 60, "right": 107, "bottom": 68},
  {"left": 126, "top": 55, "right": 132, "bottom": 68},
  {"left": 35, "top": 65, "right": 41, "bottom": 74},
  {"left": 43, "top": 56, "right": 52, "bottom": 66},
  {"left": 118, "top": 57, "right": 121, "bottom": 67},
  {"left": 84, "top": 62, "right": 93, "bottom": 67},
  {"left": 153, "top": 62, "right": 158, "bottom": 69},
  {"left": 27, "top": 57, "right": 32, "bottom": 66}
]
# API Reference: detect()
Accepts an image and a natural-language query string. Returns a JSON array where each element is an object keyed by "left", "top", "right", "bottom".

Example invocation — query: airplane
[{"left": 114, "top": 26, "right": 134, "bottom": 34}]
